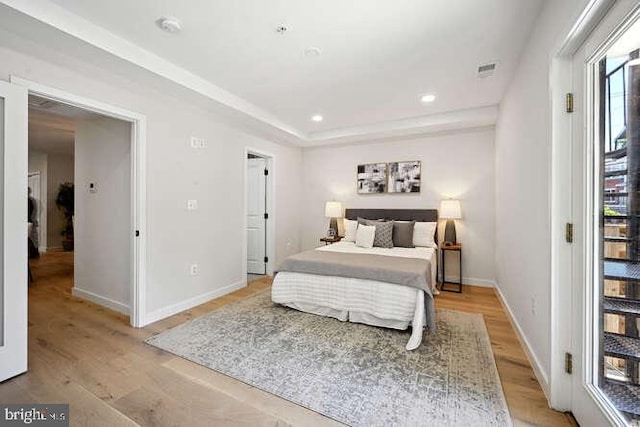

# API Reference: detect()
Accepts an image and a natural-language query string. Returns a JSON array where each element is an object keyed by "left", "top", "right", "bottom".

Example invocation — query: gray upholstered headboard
[{"left": 344, "top": 208, "right": 439, "bottom": 241}]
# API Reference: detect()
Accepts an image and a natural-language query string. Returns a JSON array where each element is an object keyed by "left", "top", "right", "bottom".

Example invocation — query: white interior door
[
  {"left": 27, "top": 172, "right": 39, "bottom": 204},
  {"left": 571, "top": 2, "right": 640, "bottom": 425},
  {"left": 247, "top": 157, "right": 266, "bottom": 275},
  {"left": 27, "top": 172, "right": 41, "bottom": 248},
  {"left": 0, "top": 80, "right": 28, "bottom": 382}
]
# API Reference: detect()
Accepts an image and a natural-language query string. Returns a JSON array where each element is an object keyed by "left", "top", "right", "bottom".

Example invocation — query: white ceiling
[
  {"left": 4, "top": 0, "right": 544, "bottom": 145},
  {"left": 28, "top": 96, "right": 99, "bottom": 156},
  {"left": 29, "top": 108, "right": 75, "bottom": 156}
]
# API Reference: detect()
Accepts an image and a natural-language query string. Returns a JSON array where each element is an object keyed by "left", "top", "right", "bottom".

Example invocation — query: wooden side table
[
  {"left": 441, "top": 244, "right": 462, "bottom": 293},
  {"left": 320, "top": 236, "right": 342, "bottom": 245}
]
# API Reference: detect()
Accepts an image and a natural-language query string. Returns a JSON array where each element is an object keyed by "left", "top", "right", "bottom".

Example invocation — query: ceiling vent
[
  {"left": 477, "top": 62, "right": 497, "bottom": 78},
  {"left": 28, "top": 96, "right": 56, "bottom": 110}
]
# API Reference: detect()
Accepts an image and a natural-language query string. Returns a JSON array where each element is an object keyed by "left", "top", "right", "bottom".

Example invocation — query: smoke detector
[
  {"left": 157, "top": 16, "right": 182, "bottom": 34},
  {"left": 304, "top": 47, "right": 322, "bottom": 57},
  {"left": 477, "top": 62, "right": 498, "bottom": 78}
]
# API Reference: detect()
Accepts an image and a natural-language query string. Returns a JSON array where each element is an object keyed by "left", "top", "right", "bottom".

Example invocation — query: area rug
[{"left": 146, "top": 291, "right": 511, "bottom": 426}]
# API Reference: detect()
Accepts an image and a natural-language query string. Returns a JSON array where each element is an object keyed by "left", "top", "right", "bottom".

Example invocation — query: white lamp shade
[
  {"left": 325, "top": 201, "right": 343, "bottom": 218},
  {"left": 440, "top": 199, "right": 462, "bottom": 219}
]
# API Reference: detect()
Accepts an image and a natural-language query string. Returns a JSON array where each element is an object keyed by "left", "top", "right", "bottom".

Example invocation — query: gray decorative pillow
[
  {"left": 357, "top": 217, "right": 386, "bottom": 225},
  {"left": 393, "top": 221, "right": 416, "bottom": 248},
  {"left": 357, "top": 218, "right": 393, "bottom": 248},
  {"left": 372, "top": 221, "right": 394, "bottom": 248}
]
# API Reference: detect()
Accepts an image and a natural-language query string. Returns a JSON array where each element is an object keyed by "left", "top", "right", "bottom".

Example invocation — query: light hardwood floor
[{"left": 0, "top": 251, "right": 577, "bottom": 426}]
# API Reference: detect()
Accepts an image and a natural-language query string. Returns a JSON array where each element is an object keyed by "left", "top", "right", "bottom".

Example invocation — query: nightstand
[
  {"left": 320, "top": 236, "right": 342, "bottom": 245},
  {"left": 441, "top": 244, "right": 462, "bottom": 293}
]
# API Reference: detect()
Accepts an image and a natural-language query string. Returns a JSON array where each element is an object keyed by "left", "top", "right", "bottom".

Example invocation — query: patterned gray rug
[{"left": 146, "top": 291, "right": 511, "bottom": 426}]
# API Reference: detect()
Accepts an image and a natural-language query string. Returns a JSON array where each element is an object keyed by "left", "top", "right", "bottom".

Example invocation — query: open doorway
[
  {"left": 27, "top": 94, "right": 133, "bottom": 321},
  {"left": 245, "top": 148, "right": 274, "bottom": 284}
]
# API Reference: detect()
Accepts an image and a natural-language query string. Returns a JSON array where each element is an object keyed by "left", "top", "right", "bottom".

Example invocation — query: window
[{"left": 599, "top": 47, "right": 640, "bottom": 425}]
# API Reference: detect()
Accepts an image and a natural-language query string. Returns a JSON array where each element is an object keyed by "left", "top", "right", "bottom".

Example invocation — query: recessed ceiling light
[
  {"left": 304, "top": 47, "right": 322, "bottom": 57},
  {"left": 156, "top": 16, "right": 182, "bottom": 34},
  {"left": 312, "top": 114, "right": 323, "bottom": 122},
  {"left": 421, "top": 94, "right": 436, "bottom": 103}
]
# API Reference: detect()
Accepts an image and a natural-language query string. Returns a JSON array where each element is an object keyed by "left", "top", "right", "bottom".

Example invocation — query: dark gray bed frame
[{"left": 344, "top": 208, "right": 439, "bottom": 242}]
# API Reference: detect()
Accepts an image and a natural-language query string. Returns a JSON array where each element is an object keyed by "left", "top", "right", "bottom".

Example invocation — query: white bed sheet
[{"left": 271, "top": 242, "right": 437, "bottom": 350}]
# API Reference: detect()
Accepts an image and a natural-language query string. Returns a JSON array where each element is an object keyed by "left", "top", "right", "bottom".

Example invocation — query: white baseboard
[
  {"left": 493, "top": 283, "right": 550, "bottom": 399},
  {"left": 443, "top": 276, "right": 496, "bottom": 287},
  {"left": 144, "top": 279, "right": 247, "bottom": 326},
  {"left": 72, "top": 287, "right": 130, "bottom": 315}
]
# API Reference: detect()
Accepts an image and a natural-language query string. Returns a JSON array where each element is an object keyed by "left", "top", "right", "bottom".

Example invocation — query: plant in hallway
[{"left": 56, "top": 182, "right": 74, "bottom": 251}]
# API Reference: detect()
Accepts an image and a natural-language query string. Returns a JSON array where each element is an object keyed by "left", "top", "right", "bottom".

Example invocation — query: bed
[{"left": 272, "top": 208, "right": 438, "bottom": 350}]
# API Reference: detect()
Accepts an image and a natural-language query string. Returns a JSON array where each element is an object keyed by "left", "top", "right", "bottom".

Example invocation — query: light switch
[
  {"left": 187, "top": 199, "right": 198, "bottom": 210},
  {"left": 190, "top": 136, "right": 207, "bottom": 149}
]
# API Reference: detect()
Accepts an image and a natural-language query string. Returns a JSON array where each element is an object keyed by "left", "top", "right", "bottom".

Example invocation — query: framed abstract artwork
[
  {"left": 357, "top": 163, "right": 387, "bottom": 194},
  {"left": 388, "top": 160, "right": 421, "bottom": 193}
]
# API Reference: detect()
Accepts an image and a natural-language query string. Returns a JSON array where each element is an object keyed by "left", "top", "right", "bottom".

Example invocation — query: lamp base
[
  {"left": 443, "top": 219, "right": 457, "bottom": 246},
  {"left": 328, "top": 217, "right": 338, "bottom": 237}
]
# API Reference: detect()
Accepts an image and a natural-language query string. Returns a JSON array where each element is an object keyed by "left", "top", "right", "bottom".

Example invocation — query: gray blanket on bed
[{"left": 276, "top": 250, "right": 436, "bottom": 331}]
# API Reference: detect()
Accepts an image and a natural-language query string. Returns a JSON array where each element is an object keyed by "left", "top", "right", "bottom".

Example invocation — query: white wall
[
  {"left": 74, "top": 117, "right": 131, "bottom": 309},
  {"left": 0, "top": 31, "right": 302, "bottom": 320},
  {"left": 46, "top": 153, "right": 74, "bottom": 249},
  {"left": 494, "top": 0, "right": 589, "bottom": 389},
  {"left": 301, "top": 128, "right": 496, "bottom": 286},
  {"left": 28, "top": 150, "right": 47, "bottom": 250}
]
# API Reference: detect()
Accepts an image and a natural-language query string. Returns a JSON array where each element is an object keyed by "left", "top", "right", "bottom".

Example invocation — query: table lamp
[
  {"left": 325, "top": 201, "right": 343, "bottom": 237},
  {"left": 440, "top": 199, "right": 462, "bottom": 246}
]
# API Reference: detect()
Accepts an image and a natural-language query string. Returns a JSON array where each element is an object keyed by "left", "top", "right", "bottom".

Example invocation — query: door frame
[
  {"left": 550, "top": 0, "right": 640, "bottom": 421},
  {"left": 549, "top": 0, "right": 616, "bottom": 409},
  {"left": 11, "top": 76, "right": 148, "bottom": 328},
  {"left": 243, "top": 147, "right": 275, "bottom": 279}
]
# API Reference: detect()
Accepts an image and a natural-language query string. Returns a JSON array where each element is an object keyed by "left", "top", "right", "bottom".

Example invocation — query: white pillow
[
  {"left": 413, "top": 222, "right": 438, "bottom": 248},
  {"left": 355, "top": 225, "right": 376, "bottom": 248},
  {"left": 343, "top": 219, "right": 358, "bottom": 242}
]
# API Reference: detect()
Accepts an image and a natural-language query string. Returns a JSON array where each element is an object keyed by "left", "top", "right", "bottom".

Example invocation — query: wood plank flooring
[{"left": 0, "top": 251, "right": 577, "bottom": 426}]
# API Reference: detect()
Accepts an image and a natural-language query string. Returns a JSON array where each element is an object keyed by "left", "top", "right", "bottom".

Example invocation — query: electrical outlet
[
  {"left": 187, "top": 199, "right": 198, "bottom": 210},
  {"left": 190, "top": 264, "right": 199, "bottom": 276},
  {"left": 531, "top": 296, "right": 537, "bottom": 315}
]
